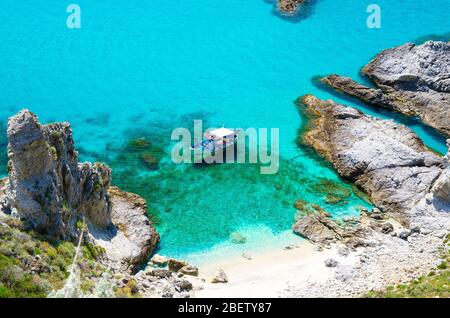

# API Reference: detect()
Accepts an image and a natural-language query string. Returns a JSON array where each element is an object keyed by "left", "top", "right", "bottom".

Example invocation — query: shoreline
[
  {"left": 191, "top": 222, "right": 447, "bottom": 298},
  {"left": 193, "top": 239, "right": 339, "bottom": 298}
]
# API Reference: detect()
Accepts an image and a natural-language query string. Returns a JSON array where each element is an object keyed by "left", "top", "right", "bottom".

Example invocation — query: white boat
[{"left": 191, "top": 127, "right": 240, "bottom": 152}]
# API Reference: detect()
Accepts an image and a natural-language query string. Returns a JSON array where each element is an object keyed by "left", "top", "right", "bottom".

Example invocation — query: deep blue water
[{"left": 0, "top": 1, "right": 448, "bottom": 263}]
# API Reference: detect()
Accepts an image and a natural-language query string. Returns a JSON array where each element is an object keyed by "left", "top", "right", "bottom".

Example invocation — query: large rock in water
[
  {"left": 277, "top": 0, "right": 305, "bottom": 14},
  {"left": 0, "top": 110, "right": 159, "bottom": 271},
  {"left": 298, "top": 95, "right": 446, "bottom": 224},
  {"left": 322, "top": 41, "right": 450, "bottom": 137},
  {"left": 4, "top": 110, "right": 112, "bottom": 236}
]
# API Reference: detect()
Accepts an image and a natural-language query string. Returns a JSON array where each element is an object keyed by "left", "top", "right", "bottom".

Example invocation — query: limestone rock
[
  {"left": 431, "top": 140, "right": 450, "bottom": 202},
  {"left": 292, "top": 213, "right": 342, "bottom": 244},
  {"left": 298, "top": 95, "right": 444, "bottom": 224},
  {"left": 92, "top": 186, "right": 160, "bottom": 272},
  {"left": 4, "top": 110, "right": 112, "bottom": 237},
  {"left": 0, "top": 110, "right": 160, "bottom": 272},
  {"left": 150, "top": 254, "right": 168, "bottom": 267},
  {"left": 174, "top": 279, "right": 193, "bottom": 291},
  {"left": 179, "top": 265, "right": 199, "bottom": 277},
  {"left": 322, "top": 41, "right": 450, "bottom": 137},
  {"left": 379, "top": 222, "right": 394, "bottom": 234},
  {"left": 398, "top": 230, "right": 411, "bottom": 240},
  {"left": 148, "top": 269, "right": 172, "bottom": 278},
  {"left": 334, "top": 265, "right": 357, "bottom": 282},
  {"left": 211, "top": 269, "right": 228, "bottom": 284},
  {"left": 168, "top": 258, "right": 188, "bottom": 272},
  {"left": 325, "top": 258, "right": 338, "bottom": 268}
]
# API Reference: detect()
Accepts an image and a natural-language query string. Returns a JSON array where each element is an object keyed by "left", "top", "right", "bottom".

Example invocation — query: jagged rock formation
[
  {"left": 2, "top": 110, "right": 111, "bottom": 237},
  {"left": 322, "top": 41, "right": 450, "bottom": 137},
  {"left": 292, "top": 209, "right": 396, "bottom": 248},
  {"left": 293, "top": 213, "right": 343, "bottom": 245},
  {"left": 298, "top": 95, "right": 447, "bottom": 224},
  {"left": 90, "top": 186, "right": 160, "bottom": 272},
  {"left": 277, "top": 0, "right": 305, "bottom": 14},
  {"left": 0, "top": 110, "right": 159, "bottom": 271}
]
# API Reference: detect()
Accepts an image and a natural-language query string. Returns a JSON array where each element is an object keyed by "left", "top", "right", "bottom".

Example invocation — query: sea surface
[{"left": 0, "top": 0, "right": 448, "bottom": 264}]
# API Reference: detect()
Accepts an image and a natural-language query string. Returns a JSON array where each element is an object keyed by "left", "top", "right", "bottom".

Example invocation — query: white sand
[{"left": 193, "top": 241, "right": 356, "bottom": 298}]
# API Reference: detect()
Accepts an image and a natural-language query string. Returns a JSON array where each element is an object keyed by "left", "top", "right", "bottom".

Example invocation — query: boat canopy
[{"left": 205, "top": 128, "right": 236, "bottom": 140}]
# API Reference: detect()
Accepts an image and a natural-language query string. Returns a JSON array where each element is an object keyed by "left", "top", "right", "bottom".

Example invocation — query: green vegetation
[
  {"left": 366, "top": 234, "right": 450, "bottom": 298},
  {"left": 0, "top": 254, "right": 46, "bottom": 298},
  {"left": 76, "top": 218, "right": 87, "bottom": 231},
  {"left": 50, "top": 131, "right": 63, "bottom": 140},
  {"left": 93, "top": 180, "right": 103, "bottom": 193},
  {"left": 49, "top": 146, "right": 58, "bottom": 161},
  {"left": 115, "top": 278, "right": 140, "bottom": 298},
  {"left": 0, "top": 219, "right": 106, "bottom": 298}
]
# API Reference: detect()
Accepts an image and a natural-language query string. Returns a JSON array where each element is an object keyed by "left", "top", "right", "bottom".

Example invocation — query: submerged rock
[
  {"left": 229, "top": 231, "right": 247, "bottom": 244},
  {"left": 322, "top": 41, "right": 450, "bottom": 137},
  {"left": 127, "top": 137, "right": 151, "bottom": 150}
]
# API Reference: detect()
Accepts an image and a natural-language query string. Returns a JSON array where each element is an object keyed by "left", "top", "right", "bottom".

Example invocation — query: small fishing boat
[{"left": 191, "top": 127, "right": 241, "bottom": 152}]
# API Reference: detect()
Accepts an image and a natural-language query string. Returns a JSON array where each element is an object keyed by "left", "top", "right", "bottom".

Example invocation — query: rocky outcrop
[
  {"left": 292, "top": 208, "right": 395, "bottom": 248},
  {"left": 0, "top": 110, "right": 159, "bottom": 272},
  {"left": 277, "top": 0, "right": 305, "bottom": 14},
  {"left": 322, "top": 41, "right": 450, "bottom": 137},
  {"left": 298, "top": 95, "right": 446, "bottom": 224},
  {"left": 2, "top": 110, "right": 112, "bottom": 237},
  {"left": 89, "top": 186, "right": 160, "bottom": 272},
  {"left": 291, "top": 94, "right": 450, "bottom": 297},
  {"left": 293, "top": 213, "right": 343, "bottom": 245}
]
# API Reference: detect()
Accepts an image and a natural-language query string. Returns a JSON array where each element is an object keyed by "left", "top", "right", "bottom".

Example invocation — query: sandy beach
[
  {"left": 193, "top": 241, "right": 356, "bottom": 298},
  {"left": 191, "top": 207, "right": 448, "bottom": 298}
]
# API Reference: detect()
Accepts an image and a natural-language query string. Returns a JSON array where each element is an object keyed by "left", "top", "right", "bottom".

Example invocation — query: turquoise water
[{"left": 0, "top": 1, "right": 448, "bottom": 262}]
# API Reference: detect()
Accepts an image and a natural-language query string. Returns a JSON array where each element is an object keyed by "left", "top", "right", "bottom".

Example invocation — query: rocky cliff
[
  {"left": 297, "top": 95, "right": 448, "bottom": 224},
  {"left": 322, "top": 41, "right": 450, "bottom": 137},
  {"left": 0, "top": 110, "right": 159, "bottom": 272},
  {"left": 290, "top": 95, "right": 450, "bottom": 297}
]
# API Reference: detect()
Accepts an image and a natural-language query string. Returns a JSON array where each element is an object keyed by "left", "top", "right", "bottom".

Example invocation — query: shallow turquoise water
[{"left": 0, "top": 1, "right": 448, "bottom": 262}]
